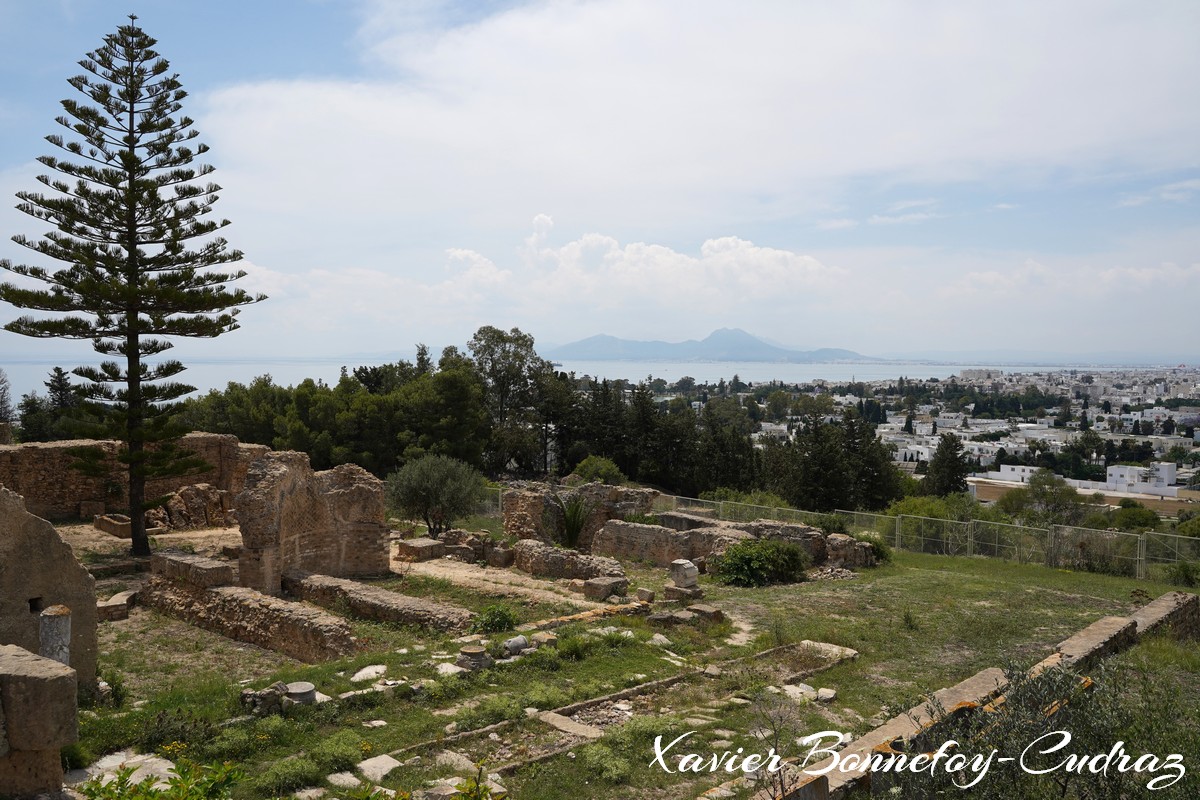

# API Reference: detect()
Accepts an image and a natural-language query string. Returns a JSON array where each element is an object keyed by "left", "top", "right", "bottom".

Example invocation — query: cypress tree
[{"left": 0, "top": 17, "right": 264, "bottom": 555}]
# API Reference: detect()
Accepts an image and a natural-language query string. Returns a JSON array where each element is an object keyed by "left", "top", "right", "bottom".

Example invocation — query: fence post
[
  {"left": 895, "top": 515, "right": 903, "bottom": 550},
  {"left": 1046, "top": 526, "right": 1057, "bottom": 568},
  {"left": 1137, "top": 534, "right": 1147, "bottom": 581},
  {"left": 967, "top": 520, "right": 976, "bottom": 558},
  {"left": 719, "top": 501, "right": 726, "bottom": 521}
]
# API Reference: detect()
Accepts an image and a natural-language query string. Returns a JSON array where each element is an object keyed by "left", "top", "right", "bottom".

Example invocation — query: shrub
[
  {"left": 814, "top": 513, "right": 848, "bottom": 534},
  {"left": 1165, "top": 560, "right": 1199, "bottom": 588},
  {"left": 572, "top": 454, "right": 626, "bottom": 485},
  {"left": 520, "top": 682, "right": 569, "bottom": 709},
  {"left": 621, "top": 512, "right": 660, "bottom": 525},
  {"left": 854, "top": 532, "right": 893, "bottom": 564},
  {"left": 386, "top": 455, "right": 485, "bottom": 534},
  {"left": 699, "top": 488, "right": 789, "bottom": 508},
  {"left": 557, "top": 634, "right": 596, "bottom": 661},
  {"left": 471, "top": 603, "right": 519, "bottom": 634},
  {"left": 252, "top": 756, "right": 322, "bottom": 796},
  {"left": 77, "top": 761, "right": 242, "bottom": 800},
  {"left": 712, "top": 539, "right": 810, "bottom": 587},
  {"left": 520, "top": 646, "right": 562, "bottom": 673},
  {"left": 1175, "top": 516, "right": 1200, "bottom": 537},
  {"left": 136, "top": 710, "right": 216, "bottom": 757},
  {"left": 310, "top": 730, "right": 364, "bottom": 772},
  {"left": 547, "top": 492, "right": 595, "bottom": 548}
]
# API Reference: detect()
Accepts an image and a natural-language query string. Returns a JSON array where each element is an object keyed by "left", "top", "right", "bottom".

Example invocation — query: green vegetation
[
  {"left": 712, "top": 539, "right": 810, "bottom": 587},
  {"left": 0, "top": 19, "right": 264, "bottom": 556},
  {"left": 386, "top": 455, "right": 486, "bottom": 534},
  {"left": 570, "top": 454, "right": 626, "bottom": 485},
  {"left": 470, "top": 603, "right": 520, "bottom": 634}
]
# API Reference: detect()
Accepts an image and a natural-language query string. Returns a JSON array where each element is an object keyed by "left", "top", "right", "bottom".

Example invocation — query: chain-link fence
[{"left": 648, "top": 493, "right": 1197, "bottom": 581}]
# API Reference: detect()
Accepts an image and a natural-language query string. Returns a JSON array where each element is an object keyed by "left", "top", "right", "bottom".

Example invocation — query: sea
[{"left": 0, "top": 352, "right": 1120, "bottom": 400}]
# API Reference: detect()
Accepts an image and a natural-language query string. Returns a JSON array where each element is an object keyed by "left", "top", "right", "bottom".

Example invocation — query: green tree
[
  {"left": 996, "top": 468, "right": 1085, "bottom": 527},
  {"left": 0, "top": 368, "right": 14, "bottom": 427},
  {"left": 0, "top": 19, "right": 263, "bottom": 556},
  {"left": 385, "top": 455, "right": 486, "bottom": 534},
  {"left": 924, "top": 433, "right": 971, "bottom": 496},
  {"left": 468, "top": 326, "right": 548, "bottom": 473}
]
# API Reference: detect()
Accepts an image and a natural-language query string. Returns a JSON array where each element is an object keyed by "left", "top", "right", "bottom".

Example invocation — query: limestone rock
[
  {"left": 0, "top": 488, "right": 97, "bottom": 686},
  {"left": 511, "top": 539, "right": 625, "bottom": 581},
  {"left": 669, "top": 559, "right": 700, "bottom": 588},
  {"left": 236, "top": 452, "right": 390, "bottom": 595}
]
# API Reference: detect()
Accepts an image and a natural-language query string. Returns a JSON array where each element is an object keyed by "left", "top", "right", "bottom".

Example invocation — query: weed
[
  {"left": 472, "top": 603, "right": 520, "bottom": 634},
  {"left": 712, "top": 538, "right": 810, "bottom": 587},
  {"left": 902, "top": 608, "right": 919, "bottom": 631},
  {"left": 252, "top": 756, "right": 321, "bottom": 796}
]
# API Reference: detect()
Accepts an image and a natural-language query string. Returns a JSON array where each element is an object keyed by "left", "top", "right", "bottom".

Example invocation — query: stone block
[
  {"left": 530, "top": 631, "right": 558, "bottom": 648},
  {"left": 281, "top": 570, "right": 474, "bottom": 632},
  {"left": 398, "top": 537, "right": 446, "bottom": 563},
  {"left": 669, "top": 559, "right": 699, "bottom": 588},
  {"left": 0, "top": 645, "right": 78, "bottom": 751},
  {"left": 671, "top": 610, "right": 698, "bottom": 624},
  {"left": 485, "top": 546, "right": 515, "bottom": 568},
  {"left": 635, "top": 587, "right": 655, "bottom": 603},
  {"left": 664, "top": 585, "right": 705, "bottom": 602},
  {"left": 444, "top": 544, "right": 477, "bottom": 563},
  {"left": 583, "top": 576, "right": 629, "bottom": 600},
  {"left": 687, "top": 604, "right": 724, "bottom": 623},
  {"left": 1056, "top": 616, "right": 1137, "bottom": 670},
  {"left": 512, "top": 539, "right": 625, "bottom": 581},
  {"left": 1130, "top": 591, "right": 1199, "bottom": 639},
  {"left": 151, "top": 551, "right": 234, "bottom": 588},
  {"left": 0, "top": 748, "right": 66, "bottom": 798}
]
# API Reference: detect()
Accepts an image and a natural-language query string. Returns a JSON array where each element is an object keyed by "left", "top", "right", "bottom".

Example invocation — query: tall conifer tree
[{"left": 0, "top": 17, "right": 264, "bottom": 555}]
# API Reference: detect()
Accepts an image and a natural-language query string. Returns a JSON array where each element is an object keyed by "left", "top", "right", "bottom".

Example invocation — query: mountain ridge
[{"left": 546, "top": 328, "right": 881, "bottom": 363}]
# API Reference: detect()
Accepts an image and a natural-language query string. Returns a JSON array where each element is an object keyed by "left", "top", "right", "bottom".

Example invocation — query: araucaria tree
[{"left": 0, "top": 18, "right": 264, "bottom": 556}]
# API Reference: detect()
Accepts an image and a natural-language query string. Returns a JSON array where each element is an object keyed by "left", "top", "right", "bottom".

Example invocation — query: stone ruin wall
[
  {"left": 0, "top": 432, "right": 268, "bottom": 521},
  {"left": 593, "top": 516, "right": 876, "bottom": 570},
  {"left": 138, "top": 552, "right": 357, "bottom": 663},
  {"left": 0, "top": 488, "right": 97, "bottom": 687},
  {"left": 502, "top": 482, "right": 659, "bottom": 551},
  {"left": 511, "top": 539, "right": 626, "bottom": 581},
  {"left": 236, "top": 451, "right": 391, "bottom": 595},
  {"left": 0, "top": 645, "right": 79, "bottom": 798}
]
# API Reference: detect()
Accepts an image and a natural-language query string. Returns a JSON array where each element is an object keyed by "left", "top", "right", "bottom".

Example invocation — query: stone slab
[
  {"left": 150, "top": 551, "right": 234, "bottom": 588},
  {"left": 1130, "top": 591, "right": 1199, "bottom": 639},
  {"left": 1056, "top": 616, "right": 1137, "bottom": 670},
  {"left": 396, "top": 538, "right": 446, "bottom": 562},
  {"left": 0, "top": 644, "right": 78, "bottom": 750},
  {"left": 357, "top": 754, "right": 401, "bottom": 783},
  {"left": 537, "top": 711, "right": 604, "bottom": 740},
  {"left": 583, "top": 576, "right": 629, "bottom": 600}
]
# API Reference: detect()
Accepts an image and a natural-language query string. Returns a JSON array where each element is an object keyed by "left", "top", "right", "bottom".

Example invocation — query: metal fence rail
[{"left": 648, "top": 494, "right": 1197, "bottom": 580}]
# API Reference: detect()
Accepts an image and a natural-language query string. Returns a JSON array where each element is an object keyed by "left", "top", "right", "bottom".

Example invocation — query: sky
[{"left": 1, "top": 0, "right": 1199, "bottom": 396}]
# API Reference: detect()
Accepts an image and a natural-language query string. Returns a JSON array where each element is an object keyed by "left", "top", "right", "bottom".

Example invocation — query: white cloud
[
  {"left": 868, "top": 212, "right": 941, "bottom": 225},
  {"left": 816, "top": 218, "right": 859, "bottom": 230},
  {"left": 1120, "top": 178, "right": 1200, "bottom": 207}
]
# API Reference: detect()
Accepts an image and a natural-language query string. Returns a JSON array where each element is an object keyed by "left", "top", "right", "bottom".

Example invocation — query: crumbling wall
[
  {"left": 282, "top": 570, "right": 474, "bottom": 632},
  {"left": 512, "top": 539, "right": 625, "bottom": 580},
  {"left": 0, "top": 433, "right": 268, "bottom": 520},
  {"left": 139, "top": 553, "right": 356, "bottom": 662},
  {"left": 0, "top": 645, "right": 78, "bottom": 798},
  {"left": 502, "top": 482, "right": 659, "bottom": 551},
  {"left": 0, "top": 488, "right": 97, "bottom": 686},
  {"left": 237, "top": 452, "right": 390, "bottom": 595},
  {"left": 592, "top": 517, "right": 876, "bottom": 569},
  {"left": 591, "top": 520, "right": 750, "bottom": 566}
]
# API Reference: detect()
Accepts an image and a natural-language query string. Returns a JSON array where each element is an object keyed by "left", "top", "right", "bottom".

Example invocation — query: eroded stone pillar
[{"left": 38, "top": 605, "right": 71, "bottom": 667}]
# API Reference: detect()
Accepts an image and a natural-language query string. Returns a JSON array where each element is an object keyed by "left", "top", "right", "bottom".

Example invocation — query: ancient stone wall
[
  {"left": 282, "top": 570, "right": 475, "bottom": 632},
  {"left": 592, "top": 517, "right": 876, "bottom": 570},
  {"left": 139, "top": 577, "right": 356, "bottom": 663},
  {"left": 502, "top": 482, "right": 658, "bottom": 551},
  {"left": 0, "top": 489, "right": 97, "bottom": 686},
  {"left": 511, "top": 539, "right": 625, "bottom": 580},
  {"left": 0, "top": 433, "right": 268, "bottom": 521},
  {"left": 236, "top": 452, "right": 390, "bottom": 595},
  {"left": 591, "top": 520, "right": 750, "bottom": 567},
  {"left": 0, "top": 645, "right": 78, "bottom": 798}
]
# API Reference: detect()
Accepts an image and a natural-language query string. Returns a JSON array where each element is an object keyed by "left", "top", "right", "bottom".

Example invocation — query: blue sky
[{"left": 1, "top": 1, "right": 1199, "bottom": 395}]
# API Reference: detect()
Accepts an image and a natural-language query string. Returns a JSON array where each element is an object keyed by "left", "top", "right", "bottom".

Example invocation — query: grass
[{"left": 83, "top": 549, "right": 1194, "bottom": 799}]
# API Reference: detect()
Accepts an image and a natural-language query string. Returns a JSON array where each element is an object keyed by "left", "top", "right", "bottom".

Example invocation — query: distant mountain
[{"left": 547, "top": 328, "right": 880, "bottom": 363}]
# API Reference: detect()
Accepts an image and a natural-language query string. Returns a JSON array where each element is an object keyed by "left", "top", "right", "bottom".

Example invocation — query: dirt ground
[
  {"left": 57, "top": 522, "right": 243, "bottom": 558},
  {"left": 395, "top": 555, "right": 604, "bottom": 609}
]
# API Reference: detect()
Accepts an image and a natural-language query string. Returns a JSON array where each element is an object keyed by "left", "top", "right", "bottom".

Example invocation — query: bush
[
  {"left": 699, "top": 488, "right": 789, "bottom": 508},
  {"left": 252, "top": 756, "right": 322, "bottom": 796},
  {"left": 621, "top": 512, "right": 660, "bottom": 525},
  {"left": 557, "top": 634, "right": 596, "bottom": 661},
  {"left": 471, "top": 603, "right": 519, "bottom": 634},
  {"left": 386, "top": 455, "right": 485, "bottom": 534},
  {"left": 854, "top": 532, "right": 893, "bottom": 564},
  {"left": 571, "top": 455, "right": 626, "bottom": 485},
  {"left": 310, "top": 730, "right": 365, "bottom": 772},
  {"left": 1165, "top": 560, "right": 1199, "bottom": 588},
  {"left": 136, "top": 710, "right": 216, "bottom": 757},
  {"left": 520, "top": 646, "right": 562, "bottom": 673},
  {"left": 814, "top": 513, "right": 848, "bottom": 534},
  {"left": 1175, "top": 516, "right": 1200, "bottom": 537},
  {"left": 77, "top": 760, "right": 242, "bottom": 800},
  {"left": 712, "top": 539, "right": 810, "bottom": 587}
]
